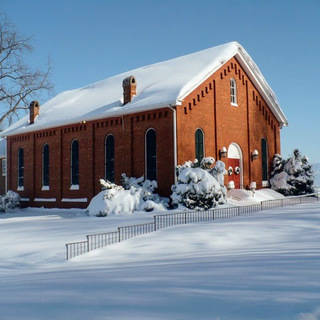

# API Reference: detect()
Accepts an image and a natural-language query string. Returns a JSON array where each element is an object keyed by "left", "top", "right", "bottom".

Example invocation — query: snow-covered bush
[
  {"left": 0, "top": 191, "right": 20, "bottom": 212},
  {"left": 270, "top": 150, "right": 315, "bottom": 196},
  {"left": 171, "top": 157, "right": 227, "bottom": 209},
  {"left": 120, "top": 173, "right": 158, "bottom": 199},
  {"left": 86, "top": 176, "right": 166, "bottom": 216}
]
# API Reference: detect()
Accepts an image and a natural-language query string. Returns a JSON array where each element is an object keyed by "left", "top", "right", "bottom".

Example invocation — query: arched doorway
[{"left": 227, "top": 143, "right": 243, "bottom": 189}]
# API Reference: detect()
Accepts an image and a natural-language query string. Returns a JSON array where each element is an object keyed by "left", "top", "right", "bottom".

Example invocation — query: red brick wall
[
  {"left": 176, "top": 57, "right": 281, "bottom": 189},
  {"left": 7, "top": 108, "right": 175, "bottom": 208}
]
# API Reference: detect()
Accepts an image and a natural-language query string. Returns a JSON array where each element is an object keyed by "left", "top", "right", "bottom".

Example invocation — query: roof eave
[
  {"left": 1, "top": 102, "right": 177, "bottom": 137},
  {"left": 234, "top": 51, "right": 288, "bottom": 127}
]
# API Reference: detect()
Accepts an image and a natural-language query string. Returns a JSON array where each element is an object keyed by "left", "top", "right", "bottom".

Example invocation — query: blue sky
[{"left": 2, "top": 0, "right": 320, "bottom": 163}]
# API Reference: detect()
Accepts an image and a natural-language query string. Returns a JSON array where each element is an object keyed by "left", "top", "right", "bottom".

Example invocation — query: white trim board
[
  {"left": 62, "top": 198, "right": 88, "bottom": 203},
  {"left": 34, "top": 198, "right": 56, "bottom": 202}
]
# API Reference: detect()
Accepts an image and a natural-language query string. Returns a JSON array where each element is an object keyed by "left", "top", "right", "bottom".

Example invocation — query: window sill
[
  {"left": 62, "top": 198, "right": 88, "bottom": 203},
  {"left": 70, "top": 184, "right": 79, "bottom": 190},
  {"left": 34, "top": 198, "right": 56, "bottom": 202},
  {"left": 17, "top": 186, "right": 24, "bottom": 191},
  {"left": 231, "top": 103, "right": 238, "bottom": 107},
  {"left": 41, "top": 186, "right": 50, "bottom": 191}
]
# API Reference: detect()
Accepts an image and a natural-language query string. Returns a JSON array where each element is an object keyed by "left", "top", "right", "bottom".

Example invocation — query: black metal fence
[
  {"left": 65, "top": 192, "right": 319, "bottom": 260},
  {"left": 66, "top": 240, "right": 89, "bottom": 260}
]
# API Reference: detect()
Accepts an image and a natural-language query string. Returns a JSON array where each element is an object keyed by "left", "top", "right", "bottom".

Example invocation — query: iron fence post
[
  {"left": 154, "top": 215, "right": 157, "bottom": 231},
  {"left": 66, "top": 244, "right": 68, "bottom": 260},
  {"left": 118, "top": 227, "right": 121, "bottom": 242},
  {"left": 86, "top": 235, "right": 90, "bottom": 252}
]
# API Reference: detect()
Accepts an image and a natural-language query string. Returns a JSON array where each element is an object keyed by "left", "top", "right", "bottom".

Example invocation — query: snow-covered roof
[{"left": 2, "top": 41, "right": 288, "bottom": 137}]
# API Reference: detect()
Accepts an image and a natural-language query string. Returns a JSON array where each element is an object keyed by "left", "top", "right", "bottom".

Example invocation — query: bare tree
[{"left": 0, "top": 13, "right": 53, "bottom": 127}]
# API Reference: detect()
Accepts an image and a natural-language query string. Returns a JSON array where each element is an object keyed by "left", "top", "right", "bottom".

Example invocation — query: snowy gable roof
[{"left": 2, "top": 41, "right": 287, "bottom": 136}]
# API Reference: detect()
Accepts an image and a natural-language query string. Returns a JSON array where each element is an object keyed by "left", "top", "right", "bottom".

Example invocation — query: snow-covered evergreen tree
[
  {"left": 301, "top": 156, "right": 315, "bottom": 194},
  {"left": 270, "top": 150, "right": 314, "bottom": 196},
  {"left": 270, "top": 154, "right": 292, "bottom": 195},
  {"left": 171, "top": 157, "right": 227, "bottom": 209}
]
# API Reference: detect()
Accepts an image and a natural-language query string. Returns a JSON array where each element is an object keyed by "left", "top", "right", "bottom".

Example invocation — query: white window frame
[{"left": 230, "top": 78, "right": 238, "bottom": 106}]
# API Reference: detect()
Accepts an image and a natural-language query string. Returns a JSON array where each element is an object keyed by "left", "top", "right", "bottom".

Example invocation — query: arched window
[
  {"left": 230, "top": 78, "right": 237, "bottom": 105},
  {"left": 105, "top": 135, "right": 115, "bottom": 182},
  {"left": 42, "top": 144, "right": 49, "bottom": 187},
  {"left": 261, "top": 138, "right": 268, "bottom": 181},
  {"left": 195, "top": 129, "right": 204, "bottom": 163},
  {"left": 18, "top": 148, "right": 24, "bottom": 188},
  {"left": 145, "top": 129, "right": 157, "bottom": 181},
  {"left": 71, "top": 140, "right": 79, "bottom": 186}
]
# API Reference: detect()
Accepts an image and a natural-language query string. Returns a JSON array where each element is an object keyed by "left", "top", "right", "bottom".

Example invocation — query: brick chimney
[
  {"left": 29, "top": 100, "right": 40, "bottom": 124},
  {"left": 122, "top": 76, "right": 136, "bottom": 105}
]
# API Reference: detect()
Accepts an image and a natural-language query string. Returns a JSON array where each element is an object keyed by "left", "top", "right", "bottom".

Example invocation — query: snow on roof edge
[
  {"left": 236, "top": 46, "right": 288, "bottom": 127},
  {"left": 176, "top": 42, "right": 288, "bottom": 127},
  {"left": 1, "top": 101, "right": 176, "bottom": 137}
]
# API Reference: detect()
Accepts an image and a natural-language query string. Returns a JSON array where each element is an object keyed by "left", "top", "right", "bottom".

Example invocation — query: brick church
[{"left": 2, "top": 42, "right": 288, "bottom": 208}]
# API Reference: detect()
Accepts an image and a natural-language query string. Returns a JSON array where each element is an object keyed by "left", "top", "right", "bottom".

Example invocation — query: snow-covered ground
[{"left": 1, "top": 201, "right": 320, "bottom": 319}]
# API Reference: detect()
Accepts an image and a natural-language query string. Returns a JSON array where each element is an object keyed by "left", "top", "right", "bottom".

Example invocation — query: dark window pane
[
  {"left": 146, "top": 129, "right": 157, "bottom": 180},
  {"left": 71, "top": 140, "right": 79, "bottom": 185},
  {"left": 261, "top": 138, "right": 268, "bottom": 180},
  {"left": 42, "top": 144, "right": 49, "bottom": 186},
  {"left": 195, "top": 129, "right": 204, "bottom": 163},
  {"left": 105, "top": 135, "right": 115, "bottom": 182}
]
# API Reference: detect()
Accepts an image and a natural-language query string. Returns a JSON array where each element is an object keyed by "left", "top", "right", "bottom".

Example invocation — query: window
[
  {"left": 145, "top": 129, "right": 157, "bottom": 180},
  {"left": 261, "top": 138, "right": 268, "bottom": 181},
  {"left": 2, "top": 159, "right": 6, "bottom": 176},
  {"left": 42, "top": 144, "right": 49, "bottom": 187},
  {"left": 195, "top": 129, "right": 204, "bottom": 163},
  {"left": 18, "top": 148, "right": 24, "bottom": 188},
  {"left": 230, "top": 78, "right": 237, "bottom": 105},
  {"left": 71, "top": 140, "right": 79, "bottom": 186},
  {"left": 105, "top": 135, "right": 115, "bottom": 182}
]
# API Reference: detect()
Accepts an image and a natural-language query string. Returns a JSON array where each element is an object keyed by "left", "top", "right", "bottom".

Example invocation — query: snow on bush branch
[
  {"left": 171, "top": 157, "right": 227, "bottom": 209},
  {"left": 270, "top": 149, "right": 314, "bottom": 196},
  {"left": 86, "top": 174, "right": 166, "bottom": 216}
]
